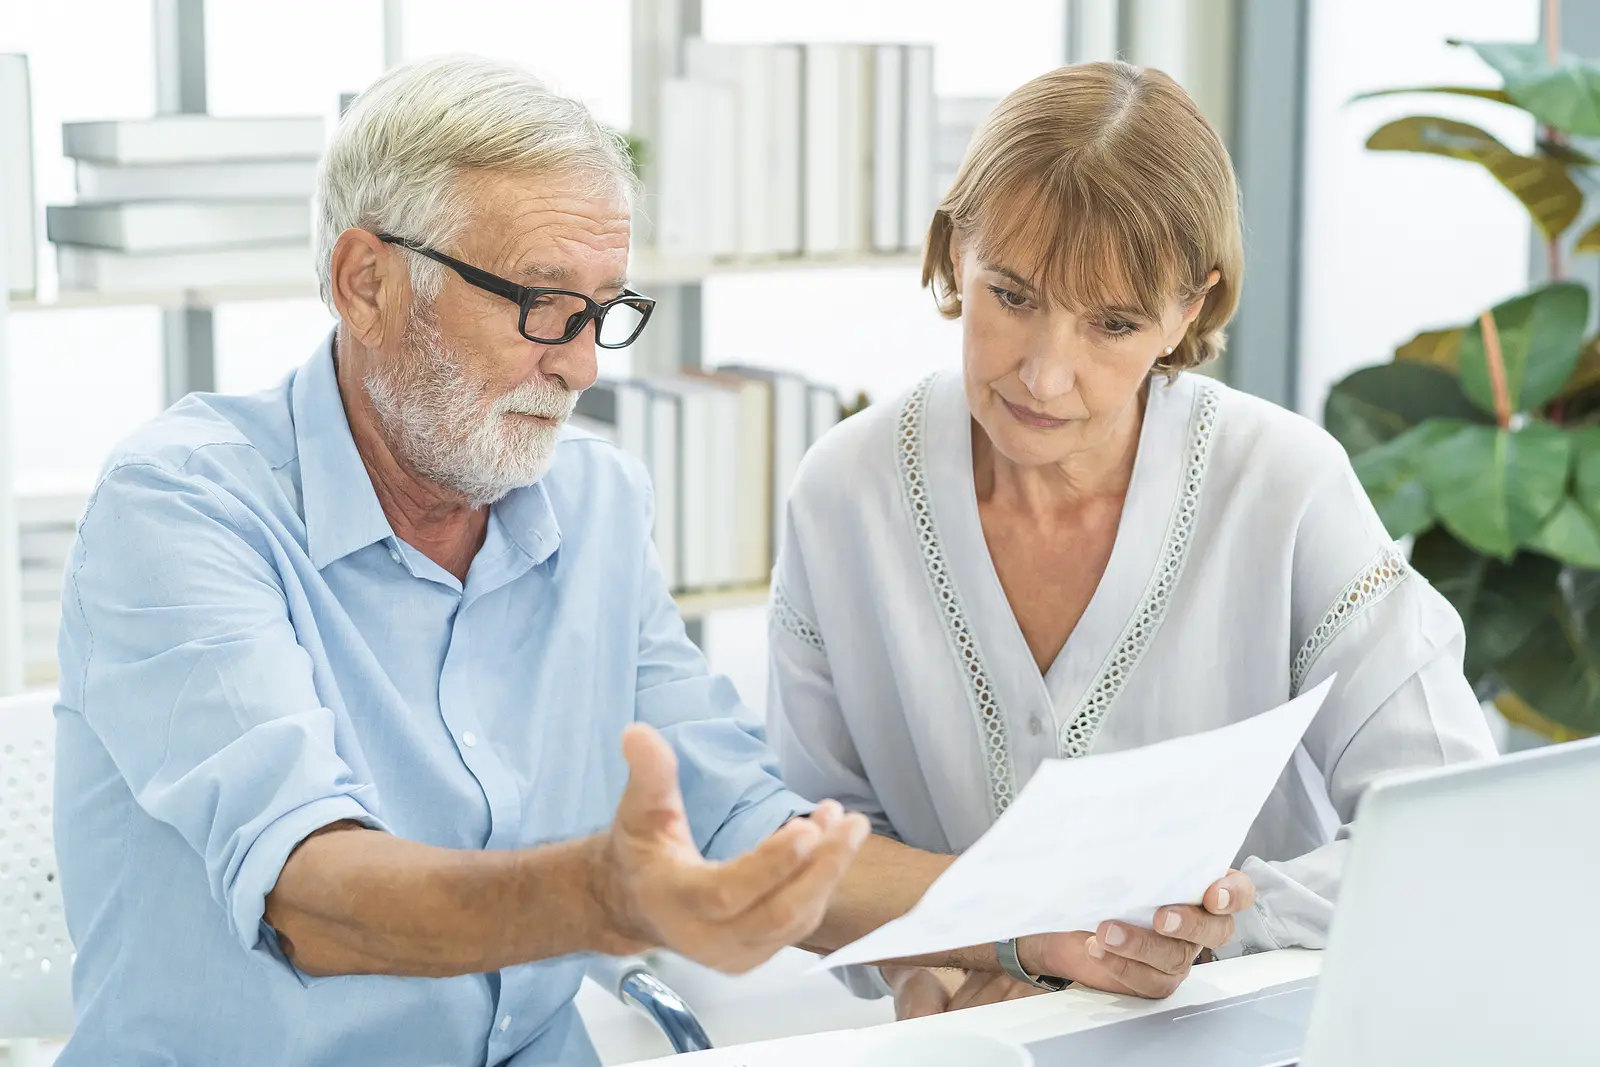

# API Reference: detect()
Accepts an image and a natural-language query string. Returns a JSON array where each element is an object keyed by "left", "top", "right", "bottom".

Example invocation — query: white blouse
[{"left": 768, "top": 369, "right": 1495, "bottom": 966}]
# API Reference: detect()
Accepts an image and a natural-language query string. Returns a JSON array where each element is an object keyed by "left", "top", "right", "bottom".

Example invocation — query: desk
[{"left": 623, "top": 950, "right": 1322, "bottom": 1066}]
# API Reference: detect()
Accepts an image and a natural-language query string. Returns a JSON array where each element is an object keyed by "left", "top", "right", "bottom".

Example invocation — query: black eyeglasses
[{"left": 377, "top": 234, "right": 656, "bottom": 349}]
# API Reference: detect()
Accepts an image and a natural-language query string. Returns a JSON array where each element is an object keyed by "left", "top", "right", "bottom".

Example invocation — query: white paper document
[{"left": 820, "top": 676, "right": 1335, "bottom": 970}]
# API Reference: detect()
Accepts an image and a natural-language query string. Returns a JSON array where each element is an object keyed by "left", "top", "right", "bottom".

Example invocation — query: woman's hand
[{"left": 1020, "top": 870, "right": 1256, "bottom": 999}]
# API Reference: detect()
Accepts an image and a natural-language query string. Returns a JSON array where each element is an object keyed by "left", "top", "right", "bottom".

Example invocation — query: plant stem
[
  {"left": 1481, "top": 310, "right": 1512, "bottom": 429},
  {"left": 1546, "top": 0, "right": 1566, "bottom": 281}
]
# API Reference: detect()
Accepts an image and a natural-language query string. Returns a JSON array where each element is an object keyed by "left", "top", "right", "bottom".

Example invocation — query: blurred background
[{"left": 2, "top": 2, "right": 1596, "bottom": 1061}]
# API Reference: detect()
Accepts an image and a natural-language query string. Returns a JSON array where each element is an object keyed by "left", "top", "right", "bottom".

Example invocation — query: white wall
[{"left": 1297, "top": 0, "right": 1540, "bottom": 418}]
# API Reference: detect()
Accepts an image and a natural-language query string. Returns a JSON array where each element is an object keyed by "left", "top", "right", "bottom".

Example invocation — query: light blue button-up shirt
[{"left": 52, "top": 335, "right": 807, "bottom": 1066}]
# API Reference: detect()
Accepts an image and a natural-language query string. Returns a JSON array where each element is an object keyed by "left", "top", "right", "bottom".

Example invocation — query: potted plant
[{"left": 1324, "top": 33, "right": 1600, "bottom": 742}]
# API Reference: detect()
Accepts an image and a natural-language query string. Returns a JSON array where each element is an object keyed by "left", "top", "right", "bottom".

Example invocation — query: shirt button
[
  {"left": 499, "top": 1014, "right": 511, "bottom": 1032},
  {"left": 1028, "top": 716, "right": 1044, "bottom": 737},
  {"left": 389, "top": 548, "right": 402, "bottom": 564},
  {"left": 462, "top": 731, "right": 477, "bottom": 748}
]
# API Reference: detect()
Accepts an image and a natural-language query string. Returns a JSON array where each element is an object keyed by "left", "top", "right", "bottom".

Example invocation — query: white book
[
  {"left": 718, "top": 364, "right": 809, "bottom": 567},
  {"left": 47, "top": 200, "right": 312, "bottom": 253},
  {"left": 75, "top": 158, "right": 319, "bottom": 202},
  {"left": 1, "top": 54, "right": 37, "bottom": 296},
  {"left": 62, "top": 115, "right": 325, "bottom": 164},
  {"left": 871, "top": 44, "right": 905, "bottom": 254},
  {"left": 804, "top": 44, "right": 874, "bottom": 255},
  {"left": 642, "top": 387, "right": 682, "bottom": 591},
  {"left": 574, "top": 379, "right": 651, "bottom": 464},
  {"left": 703, "top": 384, "right": 742, "bottom": 587},
  {"left": 57, "top": 244, "right": 311, "bottom": 292},
  {"left": 808, "top": 383, "right": 842, "bottom": 446},
  {"left": 657, "top": 78, "right": 738, "bottom": 259},
  {"left": 645, "top": 378, "right": 716, "bottom": 591},
  {"left": 767, "top": 45, "right": 804, "bottom": 256},
  {"left": 902, "top": 45, "right": 938, "bottom": 253},
  {"left": 693, "top": 370, "right": 772, "bottom": 585},
  {"left": 686, "top": 40, "right": 775, "bottom": 258}
]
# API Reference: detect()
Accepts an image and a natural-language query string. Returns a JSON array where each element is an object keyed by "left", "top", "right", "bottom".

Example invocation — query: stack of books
[
  {"left": 15, "top": 490, "right": 84, "bottom": 688},
  {"left": 573, "top": 368, "right": 843, "bottom": 593},
  {"left": 1, "top": 53, "right": 37, "bottom": 297},
  {"left": 656, "top": 40, "right": 937, "bottom": 261},
  {"left": 46, "top": 115, "right": 324, "bottom": 292}
]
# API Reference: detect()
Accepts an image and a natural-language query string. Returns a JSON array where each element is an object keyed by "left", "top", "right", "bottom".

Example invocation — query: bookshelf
[{"left": 0, "top": 0, "right": 935, "bottom": 688}]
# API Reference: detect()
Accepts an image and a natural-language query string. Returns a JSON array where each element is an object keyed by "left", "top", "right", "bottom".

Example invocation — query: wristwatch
[{"left": 995, "top": 938, "right": 1071, "bottom": 992}]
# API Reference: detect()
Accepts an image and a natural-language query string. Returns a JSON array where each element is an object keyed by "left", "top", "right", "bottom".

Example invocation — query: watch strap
[{"left": 995, "top": 938, "right": 1070, "bottom": 992}]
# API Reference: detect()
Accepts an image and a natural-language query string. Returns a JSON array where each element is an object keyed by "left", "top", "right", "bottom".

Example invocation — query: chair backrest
[{"left": 0, "top": 689, "right": 74, "bottom": 1038}]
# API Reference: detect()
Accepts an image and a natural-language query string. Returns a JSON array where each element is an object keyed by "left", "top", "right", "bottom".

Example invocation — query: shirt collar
[
  {"left": 291, "top": 331, "right": 565, "bottom": 572},
  {"left": 291, "top": 332, "right": 397, "bottom": 569}
]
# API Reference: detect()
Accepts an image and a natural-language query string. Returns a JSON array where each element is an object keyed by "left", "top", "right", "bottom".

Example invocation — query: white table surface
[{"left": 621, "top": 950, "right": 1323, "bottom": 1066}]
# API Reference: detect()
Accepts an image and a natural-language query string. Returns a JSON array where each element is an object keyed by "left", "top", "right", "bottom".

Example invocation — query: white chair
[{"left": 0, "top": 689, "right": 74, "bottom": 1067}]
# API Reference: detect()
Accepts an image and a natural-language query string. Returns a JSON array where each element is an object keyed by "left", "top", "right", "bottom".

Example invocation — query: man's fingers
[
  {"left": 1094, "top": 921, "right": 1196, "bottom": 976},
  {"left": 679, "top": 815, "right": 824, "bottom": 919},
  {"left": 1149, "top": 904, "right": 1236, "bottom": 951},
  {"left": 1204, "top": 870, "right": 1256, "bottom": 915},
  {"left": 1083, "top": 936, "right": 1185, "bottom": 998},
  {"left": 616, "top": 724, "right": 688, "bottom": 841},
  {"left": 732, "top": 811, "right": 870, "bottom": 944}
]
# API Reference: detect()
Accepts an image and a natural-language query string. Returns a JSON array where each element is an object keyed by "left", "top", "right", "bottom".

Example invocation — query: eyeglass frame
[{"left": 376, "top": 233, "right": 656, "bottom": 349}]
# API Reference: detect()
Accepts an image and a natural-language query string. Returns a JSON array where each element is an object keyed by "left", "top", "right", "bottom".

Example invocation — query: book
[
  {"left": 56, "top": 244, "right": 310, "bottom": 292},
  {"left": 803, "top": 43, "right": 874, "bottom": 255},
  {"left": 717, "top": 364, "right": 810, "bottom": 567},
  {"left": 902, "top": 45, "right": 938, "bottom": 253},
  {"left": 1, "top": 54, "right": 37, "bottom": 296},
  {"left": 61, "top": 115, "right": 325, "bottom": 164},
  {"left": 47, "top": 200, "right": 311, "bottom": 253},
  {"left": 74, "top": 158, "right": 319, "bottom": 202},
  {"left": 937, "top": 96, "right": 999, "bottom": 195},
  {"left": 871, "top": 44, "right": 905, "bottom": 254},
  {"left": 690, "top": 370, "right": 773, "bottom": 585},
  {"left": 656, "top": 78, "right": 738, "bottom": 259},
  {"left": 767, "top": 45, "right": 804, "bottom": 257},
  {"left": 685, "top": 40, "right": 772, "bottom": 259},
  {"left": 574, "top": 379, "right": 651, "bottom": 463},
  {"left": 808, "top": 383, "right": 842, "bottom": 446},
  {"left": 644, "top": 377, "right": 717, "bottom": 591},
  {"left": 640, "top": 386, "right": 682, "bottom": 591}
]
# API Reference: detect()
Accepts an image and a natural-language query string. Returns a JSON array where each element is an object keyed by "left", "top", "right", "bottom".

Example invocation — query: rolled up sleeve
[
  {"left": 629, "top": 489, "right": 813, "bottom": 862},
  {"left": 59, "top": 460, "right": 387, "bottom": 955}
]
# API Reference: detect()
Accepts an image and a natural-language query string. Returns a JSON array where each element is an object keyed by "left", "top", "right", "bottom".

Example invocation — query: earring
[{"left": 1164, "top": 346, "right": 1174, "bottom": 355}]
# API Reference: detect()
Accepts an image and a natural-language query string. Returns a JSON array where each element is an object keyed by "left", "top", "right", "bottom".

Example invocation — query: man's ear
[{"left": 330, "top": 229, "right": 406, "bottom": 349}]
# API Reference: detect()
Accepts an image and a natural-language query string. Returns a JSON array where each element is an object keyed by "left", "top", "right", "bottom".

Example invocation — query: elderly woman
[{"left": 768, "top": 61, "right": 1497, "bottom": 1016}]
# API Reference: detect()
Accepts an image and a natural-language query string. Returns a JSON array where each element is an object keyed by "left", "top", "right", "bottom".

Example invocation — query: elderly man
[{"left": 51, "top": 56, "right": 1251, "bottom": 1066}]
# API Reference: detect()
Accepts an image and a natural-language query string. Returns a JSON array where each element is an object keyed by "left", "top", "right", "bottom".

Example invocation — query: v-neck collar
[{"left": 917, "top": 370, "right": 1213, "bottom": 765}]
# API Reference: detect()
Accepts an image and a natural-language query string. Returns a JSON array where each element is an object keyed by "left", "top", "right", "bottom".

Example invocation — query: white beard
[{"left": 363, "top": 310, "right": 577, "bottom": 508}]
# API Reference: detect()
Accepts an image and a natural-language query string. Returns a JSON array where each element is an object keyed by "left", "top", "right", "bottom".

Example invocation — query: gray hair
[{"left": 314, "top": 54, "right": 638, "bottom": 312}]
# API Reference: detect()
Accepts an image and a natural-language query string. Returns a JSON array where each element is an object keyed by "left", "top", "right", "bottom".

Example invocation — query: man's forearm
[
  {"left": 264, "top": 823, "right": 643, "bottom": 978},
  {"left": 797, "top": 834, "right": 1002, "bottom": 973}
]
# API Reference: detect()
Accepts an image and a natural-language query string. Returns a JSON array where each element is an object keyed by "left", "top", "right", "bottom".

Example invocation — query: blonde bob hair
[{"left": 922, "top": 61, "right": 1244, "bottom": 373}]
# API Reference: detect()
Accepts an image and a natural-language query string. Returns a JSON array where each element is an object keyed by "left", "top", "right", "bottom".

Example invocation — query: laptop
[{"left": 1026, "top": 735, "right": 1600, "bottom": 1067}]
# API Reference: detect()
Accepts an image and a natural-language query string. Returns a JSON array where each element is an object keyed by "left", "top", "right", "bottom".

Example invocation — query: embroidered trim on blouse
[
  {"left": 771, "top": 580, "right": 825, "bottom": 652},
  {"left": 1057, "top": 379, "right": 1222, "bottom": 759},
  {"left": 897, "top": 375, "right": 1017, "bottom": 817},
  {"left": 1290, "top": 546, "right": 1411, "bottom": 696}
]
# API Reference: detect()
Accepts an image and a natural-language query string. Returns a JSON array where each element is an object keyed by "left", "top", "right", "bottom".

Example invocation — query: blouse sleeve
[
  {"left": 766, "top": 500, "right": 897, "bottom": 1000},
  {"left": 1220, "top": 450, "right": 1498, "bottom": 956}
]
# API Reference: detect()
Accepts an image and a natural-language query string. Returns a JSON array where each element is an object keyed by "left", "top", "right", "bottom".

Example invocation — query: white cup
[{"left": 849, "top": 1029, "right": 1034, "bottom": 1067}]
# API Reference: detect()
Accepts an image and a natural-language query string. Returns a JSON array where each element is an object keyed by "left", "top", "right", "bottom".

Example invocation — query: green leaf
[
  {"left": 1424, "top": 421, "right": 1571, "bottom": 558},
  {"left": 1351, "top": 85, "right": 1514, "bottom": 105},
  {"left": 1556, "top": 335, "right": 1600, "bottom": 400},
  {"left": 1323, "top": 362, "right": 1485, "bottom": 456},
  {"left": 1454, "top": 40, "right": 1600, "bottom": 137},
  {"left": 1350, "top": 421, "right": 1457, "bottom": 538},
  {"left": 1569, "top": 426, "right": 1600, "bottom": 517},
  {"left": 1394, "top": 327, "right": 1463, "bottom": 373},
  {"left": 1495, "top": 569, "right": 1600, "bottom": 735},
  {"left": 1578, "top": 218, "right": 1600, "bottom": 255},
  {"left": 1366, "top": 116, "right": 1584, "bottom": 239},
  {"left": 1527, "top": 497, "right": 1600, "bottom": 568},
  {"left": 1410, "top": 528, "right": 1561, "bottom": 683},
  {"left": 1458, "top": 283, "right": 1590, "bottom": 415}
]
